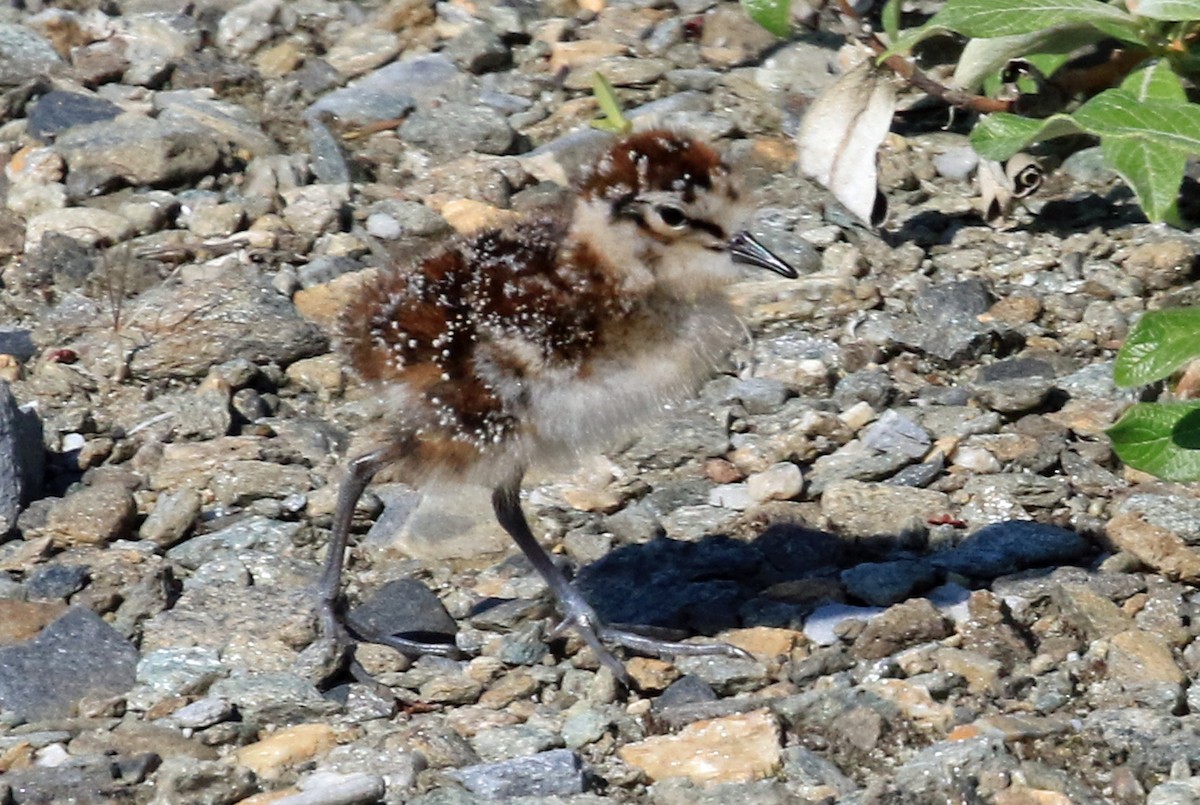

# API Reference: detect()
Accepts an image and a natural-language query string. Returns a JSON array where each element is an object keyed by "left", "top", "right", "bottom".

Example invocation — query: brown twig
[
  {"left": 831, "top": 1, "right": 1013, "bottom": 114},
  {"left": 876, "top": 49, "right": 1014, "bottom": 113}
]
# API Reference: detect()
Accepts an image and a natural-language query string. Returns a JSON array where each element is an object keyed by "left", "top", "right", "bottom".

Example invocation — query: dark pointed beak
[{"left": 728, "top": 231, "right": 797, "bottom": 278}]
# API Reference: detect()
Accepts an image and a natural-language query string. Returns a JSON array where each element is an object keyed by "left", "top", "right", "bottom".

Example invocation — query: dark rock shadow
[{"left": 571, "top": 518, "right": 1099, "bottom": 636}]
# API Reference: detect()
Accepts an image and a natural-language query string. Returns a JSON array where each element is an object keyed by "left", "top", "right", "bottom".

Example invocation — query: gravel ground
[{"left": 1, "top": 1, "right": 1200, "bottom": 803}]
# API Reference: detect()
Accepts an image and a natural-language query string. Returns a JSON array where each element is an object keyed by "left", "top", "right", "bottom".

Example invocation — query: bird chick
[{"left": 320, "top": 130, "right": 795, "bottom": 684}]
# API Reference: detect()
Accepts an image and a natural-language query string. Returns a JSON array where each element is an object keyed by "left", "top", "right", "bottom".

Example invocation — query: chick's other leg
[
  {"left": 491, "top": 478, "right": 751, "bottom": 688},
  {"left": 314, "top": 450, "right": 460, "bottom": 674}
]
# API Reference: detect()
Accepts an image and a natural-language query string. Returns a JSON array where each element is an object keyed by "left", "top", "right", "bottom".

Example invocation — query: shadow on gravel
[
  {"left": 887, "top": 188, "right": 1155, "bottom": 248},
  {"left": 571, "top": 519, "right": 1100, "bottom": 637}
]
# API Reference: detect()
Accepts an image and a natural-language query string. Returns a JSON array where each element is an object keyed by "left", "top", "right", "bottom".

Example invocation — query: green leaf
[
  {"left": 1088, "top": 18, "right": 1153, "bottom": 44},
  {"left": 927, "top": 0, "right": 1135, "bottom": 38},
  {"left": 1114, "top": 307, "right": 1200, "bottom": 386},
  {"left": 1072, "top": 89, "right": 1200, "bottom": 152},
  {"left": 882, "top": 0, "right": 901, "bottom": 39},
  {"left": 739, "top": 0, "right": 790, "bottom": 37},
  {"left": 1049, "top": 88, "right": 1200, "bottom": 222},
  {"left": 1129, "top": 0, "right": 1200, "bottom": 20},
  {"left": 1121, "top": 60, "right": 1187, "bottom": 103},
  {"left": 878, "top": 25, "right": 944, "bottom": 60},
  {"left": 1108, "top": 402, "right": 1200, "bottom": 481},
  {"left": 954, "top": 25, "right": 1110, "bottom": 91},
  {"left": 969, "top": 112, "right": 1084, "bottom": 160},
  {"left": 1101, "top": 135, "right": 1186, "bottom": 223},
  {"left": 590, "top": 73, "right": 632, "bottom": 135}
]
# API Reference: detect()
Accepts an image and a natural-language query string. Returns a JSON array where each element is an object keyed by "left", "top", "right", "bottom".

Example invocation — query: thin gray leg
[
  {"left": 318, "top": 450, "right": 459, "bottom": 658},
  {"left": 491, "top": 479, "right": 751, "bottom": 687}
]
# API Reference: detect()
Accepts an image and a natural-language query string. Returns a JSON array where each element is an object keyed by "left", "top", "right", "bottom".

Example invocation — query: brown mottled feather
[
  {"left": 579, "top": 130, "right": 727, "bottom": 202},
  {"left": 336, "top": 129, "right": 752, "bottom": 485}
]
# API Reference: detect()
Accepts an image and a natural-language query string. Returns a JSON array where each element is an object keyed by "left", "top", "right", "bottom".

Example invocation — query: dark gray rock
[
  {"left": 861, "top": 410, "right": 932, "bottom": 460},
  {"left": 27, "top": 90, "right": 123, "bottom": 140},
  {"left": 0, "top": 328, "right": 35, "bottom": 362},
  {"left": 55, "top": 116, "right": 222, "bottom": 198},
  {"left": 806, "top": 442, "right": 915, "bottom": 495},
  {"left": 889, "top": 279, "right": 998, "bottom": 365},
  {"left": 728, "top": 377, "right": 791, "bottom": 415},
  {"left": 349, "top": 577, "right": 458, "bottom": 648},
  {"left": 2, "top": 758, "right": 132, "bottom": 805},
  {"left": 781, "top": 745, "right": 857, "bottom": 797},
  {"left": 831, "top": 367, "right": 895, "bottom": 411},
  {"left": 453, "top": 748, "right": 585, "bottom": 799},
  {"left": 654, "top": 674, "right": 718, "bottom": 713},
  {"left": 0, "top": 607, "right": 138, "bottom": 721},
  {"left": 891, "top": 735, "right": 1018, "bottom": 800},
  {"left": 672, "top": 653, "right": 770, "bottom": 694},
  {"left": 841, "top": 560, "right": 937, "bottom": 607},
  {"left": 0, "top": 381, "right": 41, "bottom": 535},
  {"left": 25, "top": 563, "right": 89, "bottom": 600},
  {"left": 886, "top": 457, "right": 944, "bottom": 488},
  {"left": 305, "top": 115, "right": 351, "bottom": 185},
  {"left": 971, "top": 357, "right": 1058, "bottom": 413},
  {"left": 400, "top": 102, "right": 515, "bottom": 156},
  {"left": 306, "top": 54, "right": 471, "bottom": 126},
  {"left": 444, "top": 24, "right": 511, "bottom": 73},
  {"left": 933, "top": 521, "right": 1090, "bottom": 579},
  {"left": 208, "top": 671, "right": 339, "bottom": 725}
]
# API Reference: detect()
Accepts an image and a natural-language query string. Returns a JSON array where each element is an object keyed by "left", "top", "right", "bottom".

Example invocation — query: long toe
[
  {"left": 551, "top": 611, "right": 632, "bottom": 687},
  {"left": 344, "top": 577, "right": 463, "bottom": 659},
  {"left": 597, "top": 625, "right": 754, "bottom": 661},
  {"left": 345, "top": 610, "right": 464, "bottom": 659},
  {"left": 294, "top": 602, "right": 353, "bottom": 686}
]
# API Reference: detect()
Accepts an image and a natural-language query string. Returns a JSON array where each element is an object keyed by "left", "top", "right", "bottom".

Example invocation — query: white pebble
[
  {"left": 746, "top": 462, "right": 803, "bottom": 503},
  {"left": 951, "top": 445, "right": 1001, "bottom": 473},
  {"left": 708, "top": 483, "right": 753, "bottom": 510},
  {"left": 839, "top": 400, "right": 877, "bottom": 430},
  {"left": 365, "top": 212, "right": 403, "bottom": 240}
]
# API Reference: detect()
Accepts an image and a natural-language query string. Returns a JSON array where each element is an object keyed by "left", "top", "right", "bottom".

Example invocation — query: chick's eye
[{"left": 656, "top": 205, "right": 687, "bottom": 228}]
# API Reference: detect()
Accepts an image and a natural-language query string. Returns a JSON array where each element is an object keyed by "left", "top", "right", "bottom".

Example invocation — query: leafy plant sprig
[
  {"left": 746, "top": 0, "right": 1200, "bottom": 226},
  {"left": 1109, "top": 309, "right": 1200, "bottom": 481},
  {"left": 590, "top": 73, "right": 632, "bottom": 135}
]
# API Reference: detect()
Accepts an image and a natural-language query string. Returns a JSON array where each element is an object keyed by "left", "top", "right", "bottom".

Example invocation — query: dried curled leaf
[
  {"left": 797, "top": 59, "right": 896, "bottom": 225},
  {"left": 978, "top": 153, "right": 1043, "bottom": 224}
]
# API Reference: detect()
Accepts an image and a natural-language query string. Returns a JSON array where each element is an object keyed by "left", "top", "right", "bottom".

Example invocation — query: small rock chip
[
  {"left": 625, "top": 657, "right": 680, "bottom": 692},
  {"left": 0, "top": 599, "right": 67, "bottom": 645},
  {"left": 453, "top": 748, "right": 585, "bottom": 799},
  {"left": 720, "top": 626, "right": 803, "bottom": 659},
  {"left": 746, "top": 462, "right": 803, "bottom": 503},
  {"left": 235, "top": 723, "right": 338, "bottom": 781},
  {"left": 1107, "top": 512, "right": 1200, "bottom": 582},
  {"left": 853, "top": 598, "right": 951, "bottom": 660},
  {"left": 441, "top": 198, "right": 523, "bottom": 235},
  {"left": 1106, "top": 628, "right": 1185, "bottom": 705},
  {"left": 618, "top": 709, "right": 781, "bottom": 784},
  {"left": 44, "top": 483, "right": 137, "bottom": 546}
]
